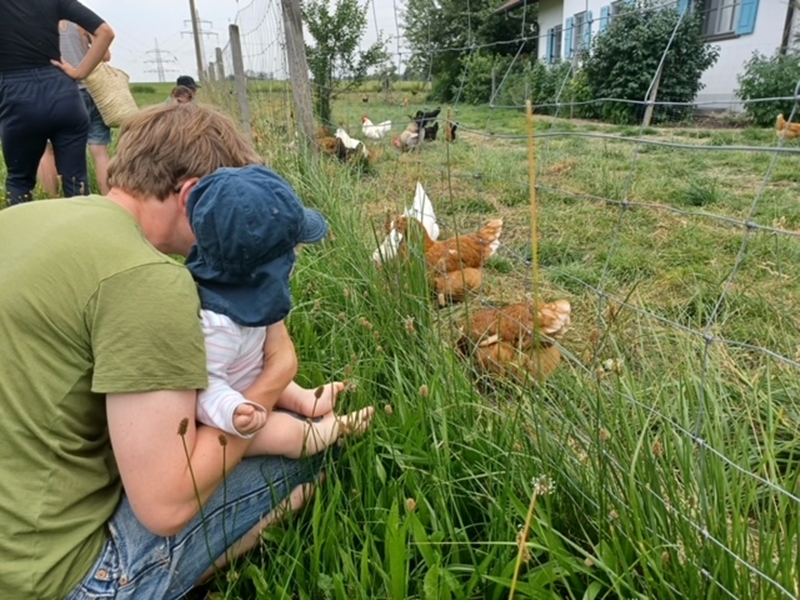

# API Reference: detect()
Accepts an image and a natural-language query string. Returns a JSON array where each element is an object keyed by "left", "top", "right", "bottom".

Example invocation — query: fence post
[
  {"left": 642, "top": 61, "right": 663, "bottom": 129},
  {"left": 215, "top": 47, "right": 226, "bottom": 81},
  {"left": 280, "top": 0, "right": 317, "bottom": 149},
  {"left": 207, "top": 62, "right": 216, "bottom": 83},
  {"left": 228, "top": 24, "right": 251, "bottom": 139}
]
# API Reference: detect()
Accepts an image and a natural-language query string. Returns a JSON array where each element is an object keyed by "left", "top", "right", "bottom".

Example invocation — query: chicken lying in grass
[
  {"left": 433, "top": 267, "right": 482, "bottom": 307},
  {"left": 458, "top": 299, "right": 571, "bottom": 382},
  {"left": 776, "top": 113, "right": 800, "bottom": 140},
  {"left": 393, "top": 215, "right": 503, "bottom": 274}
]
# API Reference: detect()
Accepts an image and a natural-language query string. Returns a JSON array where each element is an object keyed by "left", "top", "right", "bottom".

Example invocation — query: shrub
[
  {"left": 736, "top": 51, "right": 800, "bottom": 126},
  {"left": 501, "top": 60, "right": 576, "bottom": 115},
  {"left": 456, "top": 52, "right": 514, "bottom": 104},
  {"left": 583, "top": 0, "right": 718, "bottom": 124},
  {"left": 129, "top": 84, "right": 156, "bottom": 94}
]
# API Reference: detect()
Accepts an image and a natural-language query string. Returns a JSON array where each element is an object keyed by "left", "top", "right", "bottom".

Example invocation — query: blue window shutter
[
  {"left": 546, "top": 28, "right": 554, "bottom": 63},
  {"left": 584, "top": 10, "right": 593, "bottom": 49},
  {"left": 736, "top": 0, "right": 759, "bottom": 34},
  {"left": 677, "top": 0, "right": 689, "bottom": 14},
  {"left": 600, "top": 5, "right": 610, "bottom": 32},
  {"left": 565, "top": 17, "right": 575, "bottom": 58}
]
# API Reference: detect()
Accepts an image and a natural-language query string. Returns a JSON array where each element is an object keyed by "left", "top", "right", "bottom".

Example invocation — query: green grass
[{"left": 4, "top": 82, "right": 799, "bottom": 599}]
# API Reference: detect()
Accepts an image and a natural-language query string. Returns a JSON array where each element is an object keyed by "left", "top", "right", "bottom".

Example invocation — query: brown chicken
[
  {"left": 433, "top": 267, "right": 482, "bottom": 307},
  {"left": 392, "top": 121, "right": 422, "bottom": 152},
  {"left": 394, "top": 216, "right": 503, "bottom": 274},
  {"left": 776, "top": 114, "right": 800, "bottom": 140},
  {"left": 458, "top": 299, "right": 571, "bottom": 382}
]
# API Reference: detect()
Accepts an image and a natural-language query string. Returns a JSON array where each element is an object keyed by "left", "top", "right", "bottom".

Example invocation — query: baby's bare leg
[{"left": 245, "top": 408, "right": 375, "bottom": 459}]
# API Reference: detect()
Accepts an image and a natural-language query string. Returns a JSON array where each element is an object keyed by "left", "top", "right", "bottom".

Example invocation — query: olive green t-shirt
[{"left": 0, "top": 197, "right": 208, "bottom": 599}]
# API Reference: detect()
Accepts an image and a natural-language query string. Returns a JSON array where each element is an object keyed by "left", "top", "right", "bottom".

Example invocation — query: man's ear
[{"left": 177, "top": 178, "right": 201, "bottom": 214}]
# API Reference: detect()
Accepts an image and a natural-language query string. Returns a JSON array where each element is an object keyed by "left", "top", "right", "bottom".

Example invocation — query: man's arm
[
  {"left": 107, "top": 389, "right": 252, "bottom": 537},
  {"left": 78, "top": 25, "right": 112, "bottom": 62}
]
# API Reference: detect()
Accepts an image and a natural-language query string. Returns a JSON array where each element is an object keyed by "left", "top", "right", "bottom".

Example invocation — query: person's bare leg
[
  {"left": 37, "top": 144, "right": 59, "bottom": 197},
  {"left": 195, "top": 479, "right": 317, "bottom": 584},
  {"left": 89, "top": 144, "right": 111, "bottom": 195}
]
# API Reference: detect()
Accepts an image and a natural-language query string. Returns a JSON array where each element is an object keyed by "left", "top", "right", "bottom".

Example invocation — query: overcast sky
[{"left": 84, "top": 0, "right": 405, "bottom": 83}]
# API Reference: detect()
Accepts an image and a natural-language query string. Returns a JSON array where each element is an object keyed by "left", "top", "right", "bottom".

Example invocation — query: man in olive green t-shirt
[{"left": 0, "top": 103, "right": 336, "bottom": 600}]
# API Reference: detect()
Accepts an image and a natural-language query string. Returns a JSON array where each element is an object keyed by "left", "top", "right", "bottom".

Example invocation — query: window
[
  {"left": 553, "top": 24, "right": 563, "bottom": 61},
  {"left": 700, "top": 0, "right": 741, "bottom": 38},
  {"left": 609, "top": 0, "right": 625, "bottom": 23},
  {"left": 573, "top": 11, "right": 586, "bottom": 53}
]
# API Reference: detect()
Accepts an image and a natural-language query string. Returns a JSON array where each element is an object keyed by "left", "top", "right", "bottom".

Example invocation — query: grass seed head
[
  {"left": 419, "top": 384, "right": 429, "bottom": 397},
  {"left": 177, "top": 417, "right": 189, "bottom": 436}
]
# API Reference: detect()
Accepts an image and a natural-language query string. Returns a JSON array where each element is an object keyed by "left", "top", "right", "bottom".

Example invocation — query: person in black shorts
[{"left": 0, "top": 0, "right": 114, "bottom": 205}]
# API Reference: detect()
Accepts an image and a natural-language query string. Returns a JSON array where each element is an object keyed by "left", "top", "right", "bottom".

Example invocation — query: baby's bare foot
[
  {"left": 301, "top": 382, "right": 344, "bottom": 418},
  {"left": 302, "top": 407, "right": 375, "bottom": 455},
  {"left": 233, "top": 403, "right": 267, "bottom": 436}
]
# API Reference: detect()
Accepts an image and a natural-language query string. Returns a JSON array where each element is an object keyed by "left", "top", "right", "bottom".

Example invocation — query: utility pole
[
  {"left": 144, "top": 38, "right": 177, "bottom": 82},
  {"left": 183, "top": 1, "right": 218, "bottom": 82}
]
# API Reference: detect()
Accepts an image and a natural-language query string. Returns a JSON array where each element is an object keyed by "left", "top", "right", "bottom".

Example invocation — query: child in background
[
  {"left": 169, "top": 85, "right": 194, "bottom": 104},
  {"left": 186, "top": 164, "right": 373, "bottom": 457}
]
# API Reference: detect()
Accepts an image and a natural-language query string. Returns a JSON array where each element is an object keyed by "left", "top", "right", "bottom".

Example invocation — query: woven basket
[{"left": 83, "top": 63, "right": 139, "bottom": 128}]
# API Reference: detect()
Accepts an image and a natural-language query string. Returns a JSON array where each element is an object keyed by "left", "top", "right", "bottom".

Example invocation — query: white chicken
[
  {"left": 373, "top": 181, "right": 440, "bottom": 265},
  {"left": 335, "top": 127, "right": 368, "bottom": 158},
  {"left": 361, "top": 116, "right": 392, "bottom": 140}
]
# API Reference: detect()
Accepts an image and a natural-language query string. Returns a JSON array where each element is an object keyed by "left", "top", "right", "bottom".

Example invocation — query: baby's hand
[{"left": 232, "top": 403, "right": 267, "bottom": 436}]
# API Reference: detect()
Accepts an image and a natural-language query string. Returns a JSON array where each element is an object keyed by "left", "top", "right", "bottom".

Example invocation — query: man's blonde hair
[{"left": 107, "top": 103, "right": 262, "bottom": 199}]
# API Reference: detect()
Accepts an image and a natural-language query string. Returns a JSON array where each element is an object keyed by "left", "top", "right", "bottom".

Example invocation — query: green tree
[
  {"left": 737, "top": 51, "right": 800, "bottom": 126},
  {"left": 583, "top": 0, "right": 718, "bottom": 124},
  {"left": 303, "top": 0, "right": 389, "bottom": 124},
  {"left": 402, "top": 0, "right": 537, "bottom": 102}
]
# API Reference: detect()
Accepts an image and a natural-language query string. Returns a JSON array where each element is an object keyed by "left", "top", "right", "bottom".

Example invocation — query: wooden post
[
  {"left": 187, "top": 0, "right": 205, "bottom": 83},
  {"left": 207, "top": 62, "right": 216, "bottom": 83},
  {"left": 229, "top": 25, "right": 251, "bottom": 139},
  {"left": 215, "top": 47, "right": 226, "bottom": 81},
  {"left": 642, "top": 61, "right": 663, "bottom": 128},
  {"left": 280, "top": 0, "right": 317, "bottom": 148}
]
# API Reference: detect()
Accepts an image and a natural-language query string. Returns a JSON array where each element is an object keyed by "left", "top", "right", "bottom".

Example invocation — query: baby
[{"left": 186, "top": 164, "right": 373, "bottom": 458}]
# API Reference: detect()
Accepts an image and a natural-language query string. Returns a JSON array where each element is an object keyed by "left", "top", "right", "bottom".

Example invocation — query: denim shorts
[
  {"left": 64, "top": 451, "right": 326, "bottom": 600},
  {"left": 80, "top": 88, "right": 111, "bottom": 146}
]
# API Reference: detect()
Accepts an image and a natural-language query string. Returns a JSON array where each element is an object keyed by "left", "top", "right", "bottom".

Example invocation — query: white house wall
[
  {"left": 538, "top": 0, "right": 565, "bottom": 61},
  {"left": 698, "top": 0, "right": 791, "bottom": 109},
  {"left": 540, "top": 0, "right": 787, "bottom": 110}
]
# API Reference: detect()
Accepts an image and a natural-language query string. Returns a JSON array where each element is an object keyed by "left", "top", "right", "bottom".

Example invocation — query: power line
[{"left": 144, "top": 38, "right": 178, "bottom": 82}]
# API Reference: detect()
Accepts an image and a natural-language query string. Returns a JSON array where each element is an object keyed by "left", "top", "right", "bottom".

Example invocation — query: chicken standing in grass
[
  {"left": 393, "top": 121, "right": 423, "bottom": 152},
  {"left": 458, "top": 299, "right": 571, "bottom": 382},
  {"left": 776, "top": 113, "right": 800, "bottom": 140},
  {"left": 433, "top": 267, "right": 482, "bottom": 307},
  {"left": 362, "top": 116, "right": 392, "bottom": 140},
  {"left": 393, "top": 215, "right": 503, "bottom": 273}
]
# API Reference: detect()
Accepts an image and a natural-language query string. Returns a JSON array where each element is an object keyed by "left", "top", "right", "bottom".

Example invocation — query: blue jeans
[
  {"left": 0, "top": 66, "right": 89, "bottom": 205},
  {"left": 64, "top": 451, "right": 326, "bottom": 600},
  {"left": 81, "top": 88, "right": 112, "bottom": 146}
]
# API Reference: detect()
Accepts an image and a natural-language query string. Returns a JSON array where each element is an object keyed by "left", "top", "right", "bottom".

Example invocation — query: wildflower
[
  {"left": 359, "top": 317, "right": 373, "bottom": 330},
  {"left": 419, "top": 384, "right": 429, "bottom": 397},
  {"left": 609, "top": 509, "right": 618, "bottom": 521},
  {"left": 338, "top": 312, "right": 346, "bottom": 322},
  {"left": 405, "top": 498, "right": 417, "bottom": 512},
  {"left": 218, "top": 434, "right": 228, "bottom": 447},
  {"left": 373, "top": 330, "right": 381, "bottom": 341},
  {"left": 532, "top": 474, "right": 555, "bottom": 496},
  {"left": 584, "top": 557, "right": 594, "bottom": 567},
  {"left": 652, "top": 440, "right": 664, "bottom": 457},
  {"left": 376, "top": 345, "right": 384, "bottom": 354},
  {"left": 384, "top": 404, "right": 394, "bottom": 415},
  {"left": 403, "top": 316, "right": 416, "bottom": 333}
]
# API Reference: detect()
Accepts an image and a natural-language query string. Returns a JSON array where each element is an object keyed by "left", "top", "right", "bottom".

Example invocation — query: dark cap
[
  {"left": 185, "top": 165, "right": 328, "bottom": 327},
  {"left": 176, "top": 75, "right": 200, "bottom": 90}
]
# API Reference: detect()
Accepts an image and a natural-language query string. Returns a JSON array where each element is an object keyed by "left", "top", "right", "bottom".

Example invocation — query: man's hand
[{"left": 51, "top": 59, "right": 80, "bottom": 80}]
